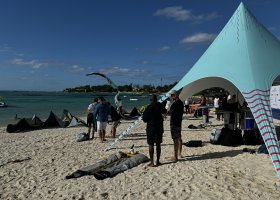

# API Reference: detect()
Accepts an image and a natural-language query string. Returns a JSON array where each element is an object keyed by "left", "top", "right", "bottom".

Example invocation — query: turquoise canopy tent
[
  {"left": 167, "top": 2, "right": 280, "bottom": 177},
  {"left": 105, "top": 2, "right": 280, "bottom": 177}
]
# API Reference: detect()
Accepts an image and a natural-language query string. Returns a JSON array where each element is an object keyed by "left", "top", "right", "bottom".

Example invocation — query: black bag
[
  {"left": 219, "top": 127, "right": 235, "bottom": 146},
  {"left": 185, "top": 140, "right": 203, "bottom": 147},
  {"left": 77, "top": 132, "right": 89, "bottom": 142},
  {"left": 243, "top": 129, "right": 263, "bottom": 145},
  {"left": 210, "top": 128, "right": 222, "bottom": 144},
  {"left": 233, "top": 128, "right": 243, "bottom": 145}
]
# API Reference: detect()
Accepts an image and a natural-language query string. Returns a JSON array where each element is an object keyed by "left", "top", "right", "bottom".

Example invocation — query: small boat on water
[
  {"left": 0, "top": 96, "right": 7, "bottom": 107},
  {"left": 0, "top": 101, "right": 7, "bottom": 108},
  {"left": 130, "top": 98, "right": 138, "bottom": 101}
]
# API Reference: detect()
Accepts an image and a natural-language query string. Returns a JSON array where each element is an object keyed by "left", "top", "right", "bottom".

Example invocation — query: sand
[{"left": 1, "top": 110, "right": 280, "bottom": 200}]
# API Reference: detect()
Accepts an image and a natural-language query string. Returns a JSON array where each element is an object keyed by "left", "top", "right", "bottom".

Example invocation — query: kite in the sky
[{"left": 86, "top": 72, "right": 118, "bottom": 90}]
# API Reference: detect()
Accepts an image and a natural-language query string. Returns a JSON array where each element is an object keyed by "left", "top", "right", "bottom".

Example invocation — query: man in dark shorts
[
  {"left": 143, "top": 94, "right": 164, "bottom": 167},
  {"left": 169, "top": 90, "right": 184, "bottom": 162},
  {"left": 87, "top": 98, "right": 98, "bottom": 139},
  {"left": 107, "top": 102, "right": 121, "bottom": 138}
]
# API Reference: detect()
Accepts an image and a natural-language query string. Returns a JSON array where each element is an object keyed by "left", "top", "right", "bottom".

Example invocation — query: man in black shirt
[
  {"left": 107, "top": 102, "right": 121, "bottom": 138},
  {"left": 143, "top": 94, "right": 164, "bottom": 167},
  {"left": 169, "top": 90, "right": 184, "bottom": 162}
]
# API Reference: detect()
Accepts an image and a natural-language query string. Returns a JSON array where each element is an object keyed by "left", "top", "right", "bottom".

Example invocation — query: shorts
[
  {"left": 87, "top": 113, "right": 93, "bottom": 127},
  {"left": 97, "top": 121, "right": 107, "bottom": 131},
  {"left": 171, "top": 125, "right": 182, "bottom": 140},
  {"left": 147, "top": 131, "right": 163, "bottom": 145},
  {"left": 111, "top": 120, "right": 120, "bottom": 129}
]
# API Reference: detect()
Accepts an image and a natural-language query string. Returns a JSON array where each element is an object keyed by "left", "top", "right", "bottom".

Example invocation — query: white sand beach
[{"left": 1, "top": 110, "right": 280, "bottom": 200}]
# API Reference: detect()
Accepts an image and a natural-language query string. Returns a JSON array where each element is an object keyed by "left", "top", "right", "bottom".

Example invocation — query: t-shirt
[
  {"left": 110, "top": 105, "right": 121, "bottom": 121},
  {"left": 94, "top": 103, "right": 110, "bottom": 122},
  {"left": 165, "top": 100, "right": 171, "bottom": 111},
  {"left": 88, "top": 103, "right": 96, "bottom": 113},
  {"left": 214, "top": 98, "right": 219, "bottom": 108},
  {"left": 200, "top": 96, "right": 206, "bottom": 106},
  {"left": 170, "top": 98, "right": 184, "bottom": 127},
  {"left": 142, "top": 102, "right": 164, "bottom": 134}
]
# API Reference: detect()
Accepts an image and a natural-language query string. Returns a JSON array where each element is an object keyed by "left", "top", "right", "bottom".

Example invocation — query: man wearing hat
[{"left": 169, "top": 90, "right": 184, "bottom": 162}]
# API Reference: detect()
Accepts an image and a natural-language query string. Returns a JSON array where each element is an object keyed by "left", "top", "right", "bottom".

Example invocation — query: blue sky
[{"left": 0, "top": 0, "right": 279, "bottom": 91}]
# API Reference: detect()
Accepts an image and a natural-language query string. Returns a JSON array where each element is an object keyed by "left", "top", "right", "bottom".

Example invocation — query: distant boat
[
  {"left": 0, "top": 101, "right": 7, "bottom": 108},
  {"left": 130, "top": 98, "right": 138, "bottom": 101}
]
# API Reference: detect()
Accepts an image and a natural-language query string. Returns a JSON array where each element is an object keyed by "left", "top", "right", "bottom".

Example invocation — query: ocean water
[{"left": 0, "top": 91, "right": 151, "bottom": 127}]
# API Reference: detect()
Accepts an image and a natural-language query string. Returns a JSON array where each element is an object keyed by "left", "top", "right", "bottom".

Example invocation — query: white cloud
[
  {"left": 69, "top": 65, "right": 85, "bottom": 72},
  {"left": 0, "top": 45, "right": 26, "bottom": 57},
  {"left": 0, "top": 45, "right": 12, "bottom": 52},
  {"left": 180, "top": 33, "right": 217, "bottom": 44},
  {"left": 137, "top": 60, "right": 167, "bottom": 67},
  {"left": 193, "top": 12, "right": 218, "bottom": 22},
  {"left": 154, "top": 6, "right": 192, "bottom": 21},
  {"left": 158, "top": 46, "right": 170, "bottom": 52},
  {"left": 11, "top": 58, "right": 48, "bottom": 69},
  {"left": 141, "top": 60, "right": 149, "bottom": 65},
  {"left": 154, "top": 6, "right": 218, "bottom": 22},
  {"left": 99, "top": 66, "right": 147, "bottom": 77},
  {"left": 16, "top": 53, "right": 25, "bottom": 57}
]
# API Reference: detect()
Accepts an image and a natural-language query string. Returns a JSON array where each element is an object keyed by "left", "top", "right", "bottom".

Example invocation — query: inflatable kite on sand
[
  {"left": 65, "top": 151, "right": 148, "bottom": 180},
  {"left": 6, "top": 109, "right": 87, "bottom": 133}
]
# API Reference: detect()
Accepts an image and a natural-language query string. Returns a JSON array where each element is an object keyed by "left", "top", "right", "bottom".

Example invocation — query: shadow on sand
[{"left": 182, "top": 149, "right": 243, "bottom": 161}]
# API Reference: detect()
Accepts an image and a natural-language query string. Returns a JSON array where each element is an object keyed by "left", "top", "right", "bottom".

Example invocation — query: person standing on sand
[
  {"left": 214, "top": 96, "right": 220, "bottom": 120},
  {"left": 107, "top": 102, "right": 121, "bottom": 138},
  {"left": 184, "top": 97, "right": 190, "bottom": 114},
  {"left": 94, "top": 97, "right": 110, "bottom": 143},
  {"left": 169, "top": 90, "right": 184, "bottom": 162},
  {"left": 87, "top": 98, "right": 98, "bottom": 139},
  {"left": 142, "top": 94, "right": 164, "bottom": 167},
  {"left": 114, "top": 91, "right": 123, "bottom": 114}
]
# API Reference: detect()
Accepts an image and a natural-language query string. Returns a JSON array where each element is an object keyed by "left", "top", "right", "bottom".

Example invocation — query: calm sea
[{"left": 0, "top": 91, "right": 151, "bottom": 127}]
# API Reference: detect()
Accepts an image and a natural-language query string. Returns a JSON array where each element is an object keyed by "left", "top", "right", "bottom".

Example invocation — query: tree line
[
  {"left": 63, "top": 83, "right": 226, "bottom": 97},
  {"left": 63, "top": 83, "right": 177, "bottom": 93}
]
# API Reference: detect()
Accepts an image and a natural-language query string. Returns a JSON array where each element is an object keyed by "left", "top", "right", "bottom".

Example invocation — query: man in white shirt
[
  {"left": 114, "top": 91, "right": 123, "bottom": 113},
  {"left": 184, "top": 98, "right": 190, "bottom": 114},
  {"left": 214, "top": 96, "right": 220, "bottom": 120}
]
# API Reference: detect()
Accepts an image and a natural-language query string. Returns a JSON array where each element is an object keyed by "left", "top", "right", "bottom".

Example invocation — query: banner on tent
[{"left": 270, "top": 86, "right": 280, "bottom": 120}]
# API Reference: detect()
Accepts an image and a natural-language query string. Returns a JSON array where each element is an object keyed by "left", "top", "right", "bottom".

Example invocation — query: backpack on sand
[{"left": 210, "top": 128, "right": 222, "bottom": 144}]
